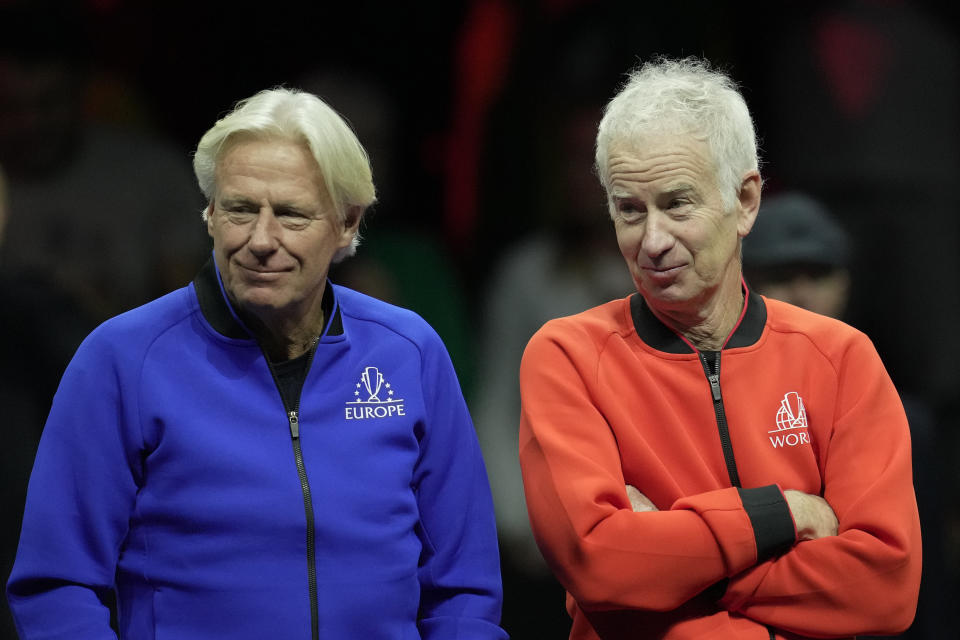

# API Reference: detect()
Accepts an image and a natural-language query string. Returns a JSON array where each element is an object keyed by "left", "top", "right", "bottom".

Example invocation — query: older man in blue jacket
[{"left": 7, "top": 88, "right": 506, "bottom": 640}]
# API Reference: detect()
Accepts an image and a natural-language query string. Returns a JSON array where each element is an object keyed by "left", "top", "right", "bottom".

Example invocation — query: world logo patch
[{"left": 768, "top": 391, "right": 810, "bottom": 448}]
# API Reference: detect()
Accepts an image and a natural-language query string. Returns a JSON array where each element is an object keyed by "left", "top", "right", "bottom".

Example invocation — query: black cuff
[
  {"left": 738, "top": 485, "right": 795, "bottom": 563},
  {"left": 700, "top": 577, "right": 730, "bottom": 603}
]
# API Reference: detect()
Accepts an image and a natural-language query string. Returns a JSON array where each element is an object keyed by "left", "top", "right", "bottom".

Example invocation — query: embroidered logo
[
  {"left": 768, "top": 391, "right": 811, "bottom": 448},
  {"left": 345, "top": 366, "right": 405, "bottom": 420}
]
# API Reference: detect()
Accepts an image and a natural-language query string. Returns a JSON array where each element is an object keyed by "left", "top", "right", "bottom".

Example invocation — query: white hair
[
  {"left": 193, "top": 88, "right": 377, "bottom": 262},
  {"left": 595, "top": 57, "right": 760, "bottom": 212}
]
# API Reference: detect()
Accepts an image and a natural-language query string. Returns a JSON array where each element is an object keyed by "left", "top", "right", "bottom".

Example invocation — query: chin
[
  {"left": 233, "top": 290, "right": 288, "bottom": 313},
  {"left": 638, "top": 281, "right": 693, "bottom": 303}
]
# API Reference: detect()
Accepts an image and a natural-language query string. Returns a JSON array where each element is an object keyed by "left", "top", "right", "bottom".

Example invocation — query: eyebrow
[
  {"left": 609, "top": 188, "right": 635, "bottom": 201},
  {"left": 273, "top": 204, "right": 312, "bottom": 216},
  {"left": 663, "top": 183, "right": 698, "bottom": 197},
  {"left": 609, "top": 183, "right": 699, "bottom": 202},
  {"left": 218, "top": 196, "right": 258, "bottom": 209}
]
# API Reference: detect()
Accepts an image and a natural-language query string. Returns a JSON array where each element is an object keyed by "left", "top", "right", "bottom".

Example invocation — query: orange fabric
[{"left": 519, "top": 295, "right": 921, "bottom": 639}]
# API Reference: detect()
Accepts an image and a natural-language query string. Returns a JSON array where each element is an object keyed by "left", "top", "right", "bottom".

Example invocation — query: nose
[
  {"left": 640, "top": 210, "right": 674, "bottom": 260},
  {"left": 247, "top": 209, "right": 280, "bottom": 256}
]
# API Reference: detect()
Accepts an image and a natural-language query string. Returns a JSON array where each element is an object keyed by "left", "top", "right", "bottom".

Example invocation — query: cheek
[
  {"left": 208, "top": 225, "right": 225, "bottom": 252},
  {"left": 690, "top": 226, "right": 734, "bottom": 267},
  {"left": 211, "top": 224, "right": 246, "bottom": 253},
  {"left": 614, "top": 225, "right": 640, "bottom": 260}
]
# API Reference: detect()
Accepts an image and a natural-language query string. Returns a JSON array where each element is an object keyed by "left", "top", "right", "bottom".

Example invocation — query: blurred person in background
[
  {"left": 756, "top": 0, "right": 960, "bottom": 417},
  {"left": 0, "top": 153, "right": 99, "bottom": 635},
  {"left": 744, "top": 190, "right": 955, "bottom": 640},
  {"left": 1, "top": 13, "right": 206, "bottom": 626},
  {"left": 0, "top": 3, "right": 208, "bottom": 321},
  {"left": 7, "top": 88, "right": 505, "bottom": 640},
  {"left": 742, "top": 193, "right": 850, "bottom": 318}
]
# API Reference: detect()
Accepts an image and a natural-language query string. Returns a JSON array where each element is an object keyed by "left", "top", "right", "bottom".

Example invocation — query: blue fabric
[{"left": 7, "top": 274, "right": 506, "bottom": 639}]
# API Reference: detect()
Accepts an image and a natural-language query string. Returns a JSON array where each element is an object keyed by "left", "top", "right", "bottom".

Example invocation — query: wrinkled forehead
[
  {"left": 605, "top": 133, "right": 719, "bottom": 185},
  {"left": 215, "top": 131, "right": 313, "bottom": 168},
  {"left": 607, "top": 119, "right": 712, "bottom": 156},
  {"left": 211, "top": 135, "right": 338, "bottom": 214},
  {"left": 213, "top": 134, "right": 326, "bottom": 192},
  {"left": 608, "top": 128, "right": 709, "bottom": 155}
]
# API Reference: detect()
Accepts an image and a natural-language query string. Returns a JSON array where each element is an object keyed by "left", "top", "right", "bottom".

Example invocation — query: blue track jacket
[{"left": 7, "top": 259, "right": 506, "bottom": 639}]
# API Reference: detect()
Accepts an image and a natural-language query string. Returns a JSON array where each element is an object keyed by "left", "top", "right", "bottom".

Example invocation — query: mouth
[
  {"left": 642, "top": 264, "right": 686, "bottom": 283},
  {"left": 237, "top": 264, "right": 293, "bottom": 279},
  {"left": 643, "top": 264, "right": 685, "bottom": 274}
]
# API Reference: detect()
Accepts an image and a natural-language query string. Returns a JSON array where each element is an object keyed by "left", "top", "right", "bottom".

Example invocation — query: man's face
[
  {"left": 207, "top": 138, "right": 356, "bottom": 325},
  {"left": 607, "top": 137, "right": 757, "bottom": 314}
]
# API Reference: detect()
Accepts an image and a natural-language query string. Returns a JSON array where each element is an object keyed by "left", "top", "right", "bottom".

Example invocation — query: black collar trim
[
  {"left": 192, "top": 256, "right": 343, "bottom": 340},
  {"left": 629, "top": 285, "right": 767, "bottom": 354}
]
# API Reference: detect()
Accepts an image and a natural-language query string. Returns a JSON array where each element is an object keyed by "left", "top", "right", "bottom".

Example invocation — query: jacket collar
[
  {"left": 193, "top": 256, "right": 343, "bottom": 340},
  {"left": 629, "top": 283, "right": 766, "bottom": 354}
]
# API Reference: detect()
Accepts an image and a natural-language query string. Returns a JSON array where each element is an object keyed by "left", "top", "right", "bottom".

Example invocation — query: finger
[{"left": 625, "top": 485, "right": 658, "bottom": 512}]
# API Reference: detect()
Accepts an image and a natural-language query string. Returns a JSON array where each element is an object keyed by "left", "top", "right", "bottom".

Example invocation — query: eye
[
  {"left": 275, "top": 205, "right": 312, "bottom": 218},
  {"left": 222, "top": 205, "right": 257, "bottom": 223},
  {"left": 666, "top": 192, "right": 695, "bottom": 209},
  {"left": 276, "top": 208, "right": 313, "bottom": 229},
  {"left": 665, "top": 196, "right": 693, "bottom": 220},
  {"left": 616, "top": 201, "right": 646, "bottom": 223}
]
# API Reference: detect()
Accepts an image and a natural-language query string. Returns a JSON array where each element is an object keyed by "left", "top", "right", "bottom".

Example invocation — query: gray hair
[
  {"left": 193, "top": 88, "right": 377, "bottom": 262},
  {"left": 595, "top": 57, "right": 760, "bottom": 212}
]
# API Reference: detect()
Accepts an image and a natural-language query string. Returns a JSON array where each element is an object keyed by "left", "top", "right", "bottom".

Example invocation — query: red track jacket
[{"left": 519, "top": 290, "right": 921, "bottom": 639}]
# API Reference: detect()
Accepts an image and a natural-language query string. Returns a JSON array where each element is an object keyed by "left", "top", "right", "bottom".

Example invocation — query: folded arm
[
  {"left": 518, "top": 330, "right": 796, "bottom": 612},
  {"left": 719, "top": 337, "right": 921, "bottom": 636}
]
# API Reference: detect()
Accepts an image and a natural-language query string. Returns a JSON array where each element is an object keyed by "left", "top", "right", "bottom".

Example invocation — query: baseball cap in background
[{"left": 744, "top": 192, "right": 851, "bottom": 269}]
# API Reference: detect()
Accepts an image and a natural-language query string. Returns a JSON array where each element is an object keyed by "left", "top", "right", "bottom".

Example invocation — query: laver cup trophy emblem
[
  {"left": 345, "top": 366, "right": 405, "bottom": 420},
  {"left": 361, "top": 366, "right": 384, "bottom": 402}
]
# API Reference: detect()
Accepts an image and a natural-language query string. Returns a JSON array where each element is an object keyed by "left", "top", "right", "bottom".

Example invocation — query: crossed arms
[{"left": 518, "top": 321, "right": 921, "bottom": 637}]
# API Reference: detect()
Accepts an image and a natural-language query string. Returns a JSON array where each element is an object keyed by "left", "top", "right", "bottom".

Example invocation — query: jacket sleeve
[
  {"left": 719, "top": 333, "right": 922, "bottom": 636},
  {"left": 518, "top": 325, "right": 795, "bottom": 613},
  {"left": 414, "top": 331, "right": 508, "bottom": 640},
  {"left": 6, "top": 330, "right": 141, "bottom": 639}
]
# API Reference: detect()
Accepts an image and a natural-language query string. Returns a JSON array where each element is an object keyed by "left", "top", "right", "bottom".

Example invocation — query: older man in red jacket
[{"left": 518, "top": 57, "right": 921, "bottom": 640}]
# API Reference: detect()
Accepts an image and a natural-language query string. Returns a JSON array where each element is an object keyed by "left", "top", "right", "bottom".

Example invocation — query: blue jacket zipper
[
  {"left": 266, "top": 346, "right": 320, "bottom": 640},
  {"left": 288, "top": 408, "right": 319, "bottom": 640}
]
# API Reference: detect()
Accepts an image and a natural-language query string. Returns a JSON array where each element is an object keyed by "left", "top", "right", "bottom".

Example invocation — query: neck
[
  {"left": 649, "top": 277, "right": 745, "bottom": 352},
  {"left": 259, "top": 323, "right": 324, "bottom": 361},
  {"left": 236, "top": 305, "right": 326, "bottom": 362}
]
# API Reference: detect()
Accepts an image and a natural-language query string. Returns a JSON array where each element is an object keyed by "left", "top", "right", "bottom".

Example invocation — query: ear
[
  {"left": 205, "top": 202, "right": 216, "bottom": 238},
  {"left": 340, "top": 205, "right": 364, "bottom": 243},
  {"left": 736, "top": 171, "right": 762, "bottom": 237}
]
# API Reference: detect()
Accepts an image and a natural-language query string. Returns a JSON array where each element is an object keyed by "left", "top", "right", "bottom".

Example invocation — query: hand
[
  {"left": 784, "top": 489, "right": 838, "bottom": 540},
  {"left": 626, "top": 485, "right": 658, "bottom": 512}
]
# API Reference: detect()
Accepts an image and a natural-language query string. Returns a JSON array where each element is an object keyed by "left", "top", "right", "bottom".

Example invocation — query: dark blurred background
[{"left": 1, "top": 1, "right": 957, "bottom": 638}]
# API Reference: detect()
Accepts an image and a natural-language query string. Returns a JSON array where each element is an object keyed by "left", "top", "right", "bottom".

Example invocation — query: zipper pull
[
  {"left": 707, "top": 374, "right": 722, "bottom": 402},
  {"left": 288, "top": 410, "right": 300, "bottom": 439},
  {"left": 699, "top": 352, "right": 722, "bottom": 402}
]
